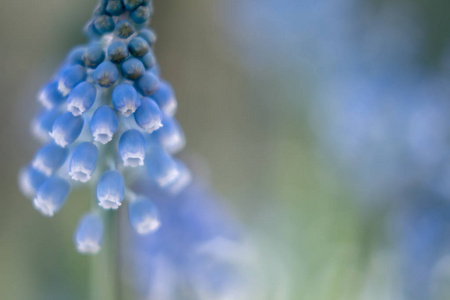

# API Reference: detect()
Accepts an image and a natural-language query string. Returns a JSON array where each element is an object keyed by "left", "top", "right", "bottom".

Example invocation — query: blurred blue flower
[
  {"left": 393, "top": 191, "right": 450, "bottom": 300},
  {"left": 125, "top": 178, "right": 253, "bottom": 300},
  {"left": 137, "top": 28, "right": 157, "bottom": 47},
  {"left": 75, "top": 212, "right": 104, "bottom": 255},
  {"left": 224, "top": 0, "right": 450, "bottom": 298},
  {"left": 33, "top": 176, "right": 71, "bottom": 217},
  {"left": 128, "top": 197, "right": 160, "bottom": 234}
]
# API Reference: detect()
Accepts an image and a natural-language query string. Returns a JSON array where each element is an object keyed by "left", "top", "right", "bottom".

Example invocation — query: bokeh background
[{"left": 2, "top": 0, "right": 450, "bottom": 299}]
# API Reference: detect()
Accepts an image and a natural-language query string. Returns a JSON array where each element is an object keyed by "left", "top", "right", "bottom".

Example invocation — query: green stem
[
  {"left": 90, "top": 209, "right": 121, "bottom": 300},
  {"left": 90, "top": 129, "right": 121, "bottom": 299}
]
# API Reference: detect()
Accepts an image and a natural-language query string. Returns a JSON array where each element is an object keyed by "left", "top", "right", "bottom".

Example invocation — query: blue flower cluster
[
  {"left": 19, "top": 0, "right": 190, "bottom": 254},
  {"left": 126, "top": 179, "right": 252, "bottom": 299}
]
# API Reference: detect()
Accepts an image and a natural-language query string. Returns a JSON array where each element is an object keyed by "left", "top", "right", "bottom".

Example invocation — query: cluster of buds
[{"left": 19, "top": 0, "right": 190, "bottom": 254}]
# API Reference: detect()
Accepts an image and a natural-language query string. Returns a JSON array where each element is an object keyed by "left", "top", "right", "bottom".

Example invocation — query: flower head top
[{"left": 19, "top": 0, "right": 190, "bottom": 254}]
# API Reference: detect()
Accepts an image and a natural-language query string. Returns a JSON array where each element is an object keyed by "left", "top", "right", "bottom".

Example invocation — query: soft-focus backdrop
[{"left": 2, "top": 0, "right": 450, "bottom": 299}]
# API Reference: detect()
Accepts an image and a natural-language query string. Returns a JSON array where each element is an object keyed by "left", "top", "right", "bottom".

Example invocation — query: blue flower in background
[
  {"left": 125, "top": 178, "right": 254, "bottom": 300},
  {"left": 75, "top": 212, "right": 104, "bottom": 255},
  {"left": 18, "top": 0, "right": 190, "bottom": 254},
  {"left": 223, "top": 0, "right": 450, "bottom": 298}
]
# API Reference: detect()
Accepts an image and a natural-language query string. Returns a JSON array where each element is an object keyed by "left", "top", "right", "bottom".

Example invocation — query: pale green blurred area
[{"left": 0, "top": 0, "right": 447, "bottom": 299}]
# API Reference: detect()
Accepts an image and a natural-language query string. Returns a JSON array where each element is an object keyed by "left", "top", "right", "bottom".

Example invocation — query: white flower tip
[
  {"left": 31, "top": 124, "right": 51, "bottom": 143},
  {"left": 68, "top": 102, "right": 85, "bottom": 116},
  {"left": 98, "top": 197, "right": 122, "bottom": 210},
  {"left": 93, "top": 131, "right": 113, "bottom": 144},
  {"left": 38, "top": 92, "right": 52, "bottom": 110},
  {"left": 33, "top": 197, "right": 55, "bottom": 217},
  {"left": 18, "top": 171, "right": 34, "bottom": 198},
  {"left": 32, "top": 159, "right": 52, "bottom": 176},
  {"left": 165, "top": 135, "right": 186, "bottom": 154},
  {"left": 165, "top": 99, "right": 177, "bottom": 117},
  {"left": 49, "top": 130, "right": 68, "bottom": 147},
  {"left": 58, "top": 81, "right": 71, "bottom": 97},
  {"left": 167, "top": 169, "right": 192, "bottom": 195},
  {"left": 120, "top": 104, "right": 137, "bottom": 117},
  {"left": 122, "top": 153, "right": 145, "bottom": 167},
  {"left": 77, "top": 240, "right": 101, "bottom": 254},
  {"left": 136, "top": 218, "right": 161, "bottom": 235},
  {"left": 143, "top": 122, "right": 163, "bottom": 133},
  {"left": 69, "top": 170, "right": 92, "bottom": 183},
  {"left": 158, "top": 168, "right": 180, "bottom": 187}
]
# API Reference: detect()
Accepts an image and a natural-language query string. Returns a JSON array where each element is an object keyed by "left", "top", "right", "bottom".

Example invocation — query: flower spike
[{"left": 21, "top": 0, "right": 190, "bottom": 254}]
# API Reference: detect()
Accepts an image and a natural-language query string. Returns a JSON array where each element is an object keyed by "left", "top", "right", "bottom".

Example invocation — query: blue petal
[
  {"left": 94, "top": 61, "right": 119, "bottom": 87},
  {"left": 164, "top": 159, "right": 192, "bottom": 195},
  {"left": 90, "top": 105, "right": 119, "bottom": 144},
  {"left": 82, "top": 43, "right": 105, "bottom": 68},
  {"left": 135, "top": 71, "right": 159, "bottom": 96},
  {"left": 155, "top": 116, "right": 186, "bottom": 154},
  {"left": 84, "top": 20, "right": 102, "bottom": 40},
  {"left": 115, "top": 20, "right": 135, "bottom": 39},
  {"left": 74, "top": 212, "right": 103, "bottom": 254},
  {"left": 134, "top": 97, "right": 163, "bottom": 133},
  {"left": 50, "top": 112, "right": 84, "bottom": 147},
  {"left": 140, "top": 51, "right": 156, "bottom": 69},
  {"left": 112, "top": 83, "right": 141, "bottom": 116},
  {"left": 32, "top": 143, "right": 68, "bottom": 175},
  {"left": 123, "top": 0, "right": 143, "bottom": 11},
  {"left": 151, "top": 80, "right": 177, "bottom": 116},
  {"left": 131, "top": 6, "right": 151, "bottom": 24},
  {"left": 93, "top": 15, "right": 115, "bottom": 34},
  {"left": 138, "top": 28, "right": 157, "bottom": 46},
  {"left": 69, "top": 142, "right": 98, "bottom": 182},
  {"left": 97, "top": 170, "right": 125, "bottom": 209},
  {"left": 67, "top": 81, "right": 97, "bottom": 116},
  {"left": 146, "top": 147, "right": 180, "bottom": 187},
  {"left": 38, "top": 81, "right": 65, "bottom": 109},
  {"left": 107, "top": 41, "right": 129, "bottom": 63},
  {"left": 128, "top": 37, "right": 150, "bottom": 57},
  {"left": 106, "top": 0, "right": 124, "bottom": 16},
  {"left": 121, "top": 58, "right": 145, "bottom": 80},
  {"left": 31, "top": 109, "right": 60, "bottom": 142},
  {"left": 128, "top": 197, "right": 160, "bottom": 234},
  {"left": 65, "top": 46, "right": 86, "bottom": 66},
  {"left": 33, "top": 176, "right": 71, "bottom": 217},
  {"left": 18, "top": 166, "right": 48, "bottom": 198},
  {"left": 119, "top": 129, "right": 146, "bottom": 167},
  {"left": 58, "top": 65, "right": 87, "bottom": 96}
]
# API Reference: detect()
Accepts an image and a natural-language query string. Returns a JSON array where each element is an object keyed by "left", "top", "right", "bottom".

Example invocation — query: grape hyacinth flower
[
  {"left": 69, "top": 142, "right": 99, "bottom": 182},
  {"left": 67, "top": 81, "right": 97, "bottom": 116},
  {"left": 19, "top": 0, "right": 189, "bottom": 255},
  {"left": 128, "top": 196, "right": 160, "bottom": 234},
  {"left": 33, "top": 176, "right": 71, "bottom": 217},
  {"left": 125, "top": 178, "right": 256, "bottom": 300},
  {"left": 75, "top": 212, "right": 104, "bottom": 254}
]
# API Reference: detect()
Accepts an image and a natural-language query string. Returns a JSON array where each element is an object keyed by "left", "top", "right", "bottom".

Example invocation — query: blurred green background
[{"left": 1, "top": 0, "right": 450, "bottom": 299}]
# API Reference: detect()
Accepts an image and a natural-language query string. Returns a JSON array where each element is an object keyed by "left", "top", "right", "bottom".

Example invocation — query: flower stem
[{"left": 90, "top": 209, "right": 121, "bottom": 300}]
